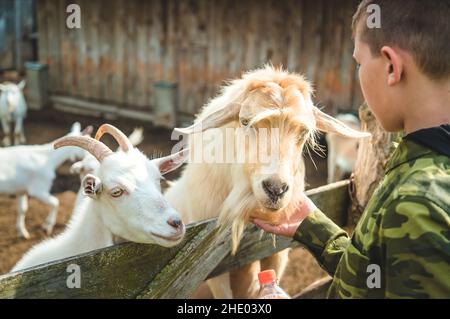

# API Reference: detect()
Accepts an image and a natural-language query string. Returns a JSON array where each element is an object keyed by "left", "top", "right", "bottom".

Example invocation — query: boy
[{"left": 254, "top": 0, "right": 450, "bottom": 298}]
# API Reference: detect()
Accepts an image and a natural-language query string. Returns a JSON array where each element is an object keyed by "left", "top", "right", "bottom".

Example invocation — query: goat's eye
[
  {"left": 240, "top": 118, "right": 249, "bottom": 126},
  {"left": 110, "top": 188, "right": 124, "bottom": 198}
]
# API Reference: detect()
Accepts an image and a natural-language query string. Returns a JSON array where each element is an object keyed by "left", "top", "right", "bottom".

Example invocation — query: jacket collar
[{"left": 385, "top": 139, "right": 432, "bottom": 174}]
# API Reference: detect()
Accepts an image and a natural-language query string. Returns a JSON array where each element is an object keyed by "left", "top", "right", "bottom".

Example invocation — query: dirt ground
[{"left": 0, "top": 110, "right": 329, "bottom": 297}]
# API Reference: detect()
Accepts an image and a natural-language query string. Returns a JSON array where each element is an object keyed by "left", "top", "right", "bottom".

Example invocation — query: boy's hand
[{"left": 252, "top": 193, "right": 317, "bottom": 238}]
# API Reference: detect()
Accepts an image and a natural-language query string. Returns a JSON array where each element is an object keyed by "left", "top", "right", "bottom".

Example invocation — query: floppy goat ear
[
  {"left": 175, "top": 102, "right": 240, "bottom": 135},
  {"left": 153, "top": 148, "right": 189, "bottom": 175},
  {"left": 313, "top": 108, "right": 371, "bottom": 138},
  {"left": 82, "top": 174, "right": 102, "bottom": 198}
]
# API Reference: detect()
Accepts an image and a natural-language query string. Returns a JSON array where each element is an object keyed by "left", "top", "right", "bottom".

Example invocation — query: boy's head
[{"left": 352, "top": 0, "right": 450, "bottom": 132}]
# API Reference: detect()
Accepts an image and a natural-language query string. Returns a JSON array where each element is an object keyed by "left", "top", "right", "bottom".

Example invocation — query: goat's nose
[
  {"left": 262, "top": 179, "right": 289, "bottom": 200},
  {"left": 167, "top": 218, "right": 183, "bottom": 230}
]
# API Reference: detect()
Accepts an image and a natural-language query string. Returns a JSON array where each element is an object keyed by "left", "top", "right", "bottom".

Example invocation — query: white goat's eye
[
  {"left": 110, "top": 188, "right": 124, "bottom": 198},
  {"left": 240, "top": 118, "right": 249, "bottom": 126}
]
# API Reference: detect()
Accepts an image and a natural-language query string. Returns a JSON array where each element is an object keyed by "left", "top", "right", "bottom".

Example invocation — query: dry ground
[{"left": 0, "top": 110, "right": 329, "bottom": 297}]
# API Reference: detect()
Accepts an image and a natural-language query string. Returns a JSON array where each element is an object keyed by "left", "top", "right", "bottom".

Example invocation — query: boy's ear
[
  {"left": 381, "top": 46, "right": 403, "bottom": 86},
  {"left": 313, "top": 108, "right": 371, "bottom": 138},
  {"left": 82, "top": 174, "right": 102, "bottom": 198}
]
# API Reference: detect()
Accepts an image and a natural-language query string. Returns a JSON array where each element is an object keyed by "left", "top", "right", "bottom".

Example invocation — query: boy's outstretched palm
[{"left": 252, "top": 193, "right": 317, "bottom": 238}]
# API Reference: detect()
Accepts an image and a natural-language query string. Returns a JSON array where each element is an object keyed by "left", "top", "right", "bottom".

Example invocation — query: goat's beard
[{"left": 216, "top": 181, "right": 303, "bottom": 255}]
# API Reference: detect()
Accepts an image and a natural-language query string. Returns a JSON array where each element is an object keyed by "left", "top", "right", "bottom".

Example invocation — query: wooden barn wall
[
  {"left": 37, "top": 0, "right": 363, "bottom": 117},
  {"left": 0, "top": 0, "right": 36, "bottom": 71}
]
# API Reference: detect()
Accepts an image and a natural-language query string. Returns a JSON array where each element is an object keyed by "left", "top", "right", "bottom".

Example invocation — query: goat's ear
[
  {"left": 82, "top": 174, "right": 102, "bottom": 198},
  {"left": 81, "top": 125, "right": 94, "bottom": 136},
  {"left": 313, "top": 108, "right": 371, "bottom": 138},
  {"left": 153, "top": 148, "right": 189, "bottom": 175},
  {"left": 70, "top": 122, "right": 82, "bottom": 134},
  {"left": 175, "top": 103, "right": 240, "bottom": 135},
  {"left": 18, "top": 80, "right": 26, "bottom": 90}
]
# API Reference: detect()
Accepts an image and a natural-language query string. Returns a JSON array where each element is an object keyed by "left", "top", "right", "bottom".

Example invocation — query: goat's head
[
  {"left": 175, "top": 66, "right": 370, "bottom": 250},
  {"left": 54, "top": 124, "right": 186, "bottom": 247},
  {"left": 0, "top": 81, "right": 26, "bottom": 111}
]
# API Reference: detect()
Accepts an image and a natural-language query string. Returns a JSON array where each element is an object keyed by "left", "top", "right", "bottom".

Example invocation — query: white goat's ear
[
  {"left": 18, "top": 80, "right": 26, "bottom": 90},
  {"left": 175, "top": 103, "right": 240, "bottom": 135},
  {"left": 70, "top": 122, "right": 82, "bottom": 134},
  {"left": 81, "top": 125, "right": 94, "bottom": 136},
  {"left": 82, "top": 174, "right": 102, "bottom": 198},
  {"left": 153, "top": 148, "right": 189, "bottom": 175},
  {"left": 313, "top": 108, "right": 371, "bottom": 138}
]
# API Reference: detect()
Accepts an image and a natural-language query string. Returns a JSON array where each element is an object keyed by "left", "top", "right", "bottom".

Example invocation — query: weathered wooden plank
[
  {"left": 0, "top": 220, "right": 208, "bottom": 298},
  {"left": 0, "top": 180, "right": 350, "bottom": 298},
  {"left": 136, "top": 217, "right": 232, "bottom": 299},
  {"left": 294, "top": 276, "right": 332, "bottom": 299}
]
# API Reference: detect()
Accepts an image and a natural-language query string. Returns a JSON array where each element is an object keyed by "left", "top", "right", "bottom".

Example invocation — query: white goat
[
  {"left": 0, "top": 122, "right": 91, "bottom": 239},
  {"left": 166, "top": 66, "right": 370, "bottom": 298},
  {"left": 12, "top": 124, "right": 186, "bottom": 272},
  {"left": 0, "top": 80, "right": 27, "bottom": 146},
  {"left": 326, "top": 113, "right": 361, "bottom": 183}
]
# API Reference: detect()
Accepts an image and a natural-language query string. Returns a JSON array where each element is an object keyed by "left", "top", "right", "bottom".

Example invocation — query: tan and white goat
[{"left": 166, "top": 66, "right": 370, "bottom": 298}]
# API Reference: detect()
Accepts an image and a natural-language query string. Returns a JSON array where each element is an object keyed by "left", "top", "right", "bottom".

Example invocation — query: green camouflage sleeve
[
  {"left": 382, "top": 195, "right": 450, "bottom": 298},
  {"left": 293, "top": 209, "right": 350, "bottom": 276}
]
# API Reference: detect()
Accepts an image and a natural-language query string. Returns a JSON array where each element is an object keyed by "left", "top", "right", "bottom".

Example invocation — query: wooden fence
[
  {"left": 37, "top": 0, "right": 363, "bottom": 120},
  {"left": 0, "top": 180, "right": 350, "bottom": 298}
]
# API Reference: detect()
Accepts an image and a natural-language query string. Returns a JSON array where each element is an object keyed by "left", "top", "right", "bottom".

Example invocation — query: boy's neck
[{"left": 402, "top": 78, "right": 450, "bottom": 134}]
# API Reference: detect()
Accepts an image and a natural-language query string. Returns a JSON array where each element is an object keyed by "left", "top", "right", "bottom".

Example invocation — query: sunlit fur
[{"left": 166, "top": 65, "right": 319, "bottom": 251}]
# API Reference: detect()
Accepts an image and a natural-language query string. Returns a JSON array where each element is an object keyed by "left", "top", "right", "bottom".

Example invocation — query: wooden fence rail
[{"left": 0, "top": 180, "right": 350, "bottom": 298}]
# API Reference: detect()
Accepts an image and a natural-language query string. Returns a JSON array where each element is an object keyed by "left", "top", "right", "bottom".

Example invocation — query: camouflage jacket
[{"left": 294, "top": 128, "right": 450, "bottom": 298}]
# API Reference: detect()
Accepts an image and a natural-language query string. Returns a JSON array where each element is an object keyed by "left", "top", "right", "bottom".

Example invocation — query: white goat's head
[
  {"left": 0, "top": 80, "right": 26, "bottom": 111},
  {"left": 176, "top": 66, "right": 370, "bottom": 251},
  {"left": 55, "top": 124, "right": 187, "bottom": 247}
]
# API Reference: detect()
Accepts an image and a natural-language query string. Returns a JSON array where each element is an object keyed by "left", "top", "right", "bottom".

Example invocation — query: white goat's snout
[{"left": 261, "top": 177, "right": 289, "bottom": 202}]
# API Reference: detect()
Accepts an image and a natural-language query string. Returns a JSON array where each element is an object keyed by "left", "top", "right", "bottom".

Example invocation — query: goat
[
  {"left": 326, "top": 113, "right": 361, "bottom": 183},
  {"left": 0, "top": 122, "right": 91, "bottom": 239},
  {"left": 11, "top": 124, "right": 186, "bottom": 272},
  {"left": 0, "top": 80, "right": 27, "bottom": 146},
  {"left": 166, "top": 65, "right": 370, "bottom": 298}
]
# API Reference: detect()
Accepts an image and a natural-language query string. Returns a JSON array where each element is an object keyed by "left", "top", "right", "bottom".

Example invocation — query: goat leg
[{"left": 16, "top": 194, "right": 30, "bottom": 239}]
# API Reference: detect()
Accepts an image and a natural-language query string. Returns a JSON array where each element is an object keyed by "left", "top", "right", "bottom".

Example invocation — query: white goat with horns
[
  {"left": 166, "top": 65, "right": 371, "bottom": 298},
  {"left": 0, "top": 122, "right": 91, "bottom": 239},
  {"left": 12, "top": 124, "right": 187, "bottom": 272},
  {"left": 0, "top": 80, "right": 27, "bottom": 146}
]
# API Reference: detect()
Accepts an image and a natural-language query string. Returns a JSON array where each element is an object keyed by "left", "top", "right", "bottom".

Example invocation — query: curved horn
[
  {"left": 95, "top": 124, "right": 133, "bottom": 152},
  {"left": 54, "top": 136, "right": 113, "bottom": 162}
]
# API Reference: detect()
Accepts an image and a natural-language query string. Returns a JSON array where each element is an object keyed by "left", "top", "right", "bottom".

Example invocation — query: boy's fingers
[{"left": 253, "top": 219, "right": 279, "bottom": 234}]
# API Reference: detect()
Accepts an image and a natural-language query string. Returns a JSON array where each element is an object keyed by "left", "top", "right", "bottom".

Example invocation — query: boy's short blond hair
[{"left": 352, "top": 0, "right": 450, "bottom": 81}]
